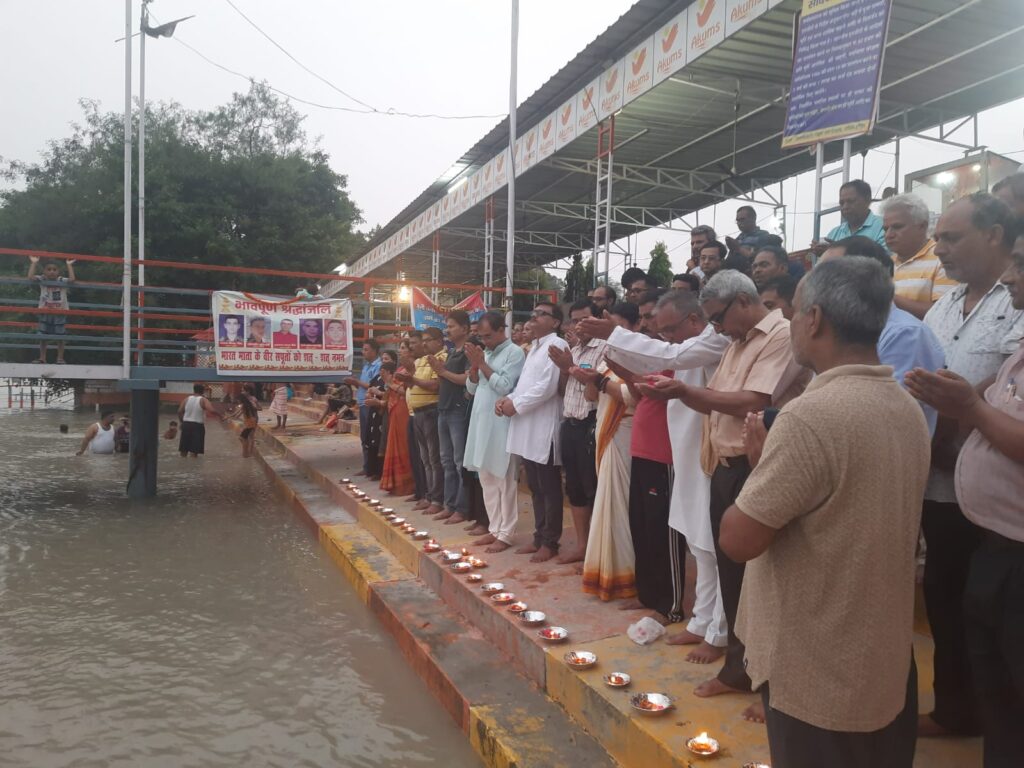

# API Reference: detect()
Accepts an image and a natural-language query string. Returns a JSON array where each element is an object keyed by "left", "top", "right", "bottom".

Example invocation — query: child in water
[
  {"left": 163, "top": 421, "right": 178, "bottom": 440},
  {"left": 114, "top": 418, "right": 130, "bottom": 453}
]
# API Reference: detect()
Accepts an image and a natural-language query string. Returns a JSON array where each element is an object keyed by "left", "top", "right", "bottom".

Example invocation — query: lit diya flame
[{"left": 686, "top": 732, "right": 719, "bottom": 756}]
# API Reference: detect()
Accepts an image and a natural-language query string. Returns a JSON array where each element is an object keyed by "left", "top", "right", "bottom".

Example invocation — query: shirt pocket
[{"left": 968, "top": 316, "right": 1016, "bottom": 355}]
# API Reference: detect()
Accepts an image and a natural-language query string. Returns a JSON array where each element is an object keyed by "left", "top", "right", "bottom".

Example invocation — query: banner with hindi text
[{"left": 212, "top": 291, "right": 353, "bottom": 375}]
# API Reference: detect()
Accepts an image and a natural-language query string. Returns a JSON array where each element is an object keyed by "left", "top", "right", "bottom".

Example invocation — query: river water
[{"left": 0, "top": 408, "right": 479, "bottom": 768}]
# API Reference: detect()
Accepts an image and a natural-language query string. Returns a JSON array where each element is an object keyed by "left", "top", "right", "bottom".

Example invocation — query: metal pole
[
  {"left": 122, "top": 0, "right": 133, "bottom": 379},
  {"left": 893, "top": 137, "right": 901, "bottom": 194},
  {"left": 841, "top": 138, "right": 851, "bottom": 184},
  {"left": 138, "top": 0, "right": 147, "bottom": 365},
  {"left": 812, "top": 142, "right": 824, "bottom": 243},
  {"left": 505, "top": 0, "right": 518, "bottom": 324}
]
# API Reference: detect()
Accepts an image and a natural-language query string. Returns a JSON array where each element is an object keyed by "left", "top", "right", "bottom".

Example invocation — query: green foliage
[
  {"left": 647, "top": 240, "right": 673, "bottom": 288},
  {"left": 0, "top": 82, "right": 365, "bottom": 297},
  {"left": 512, "top": 266, "right": 563, "bottom": 314},
  {"left": 562, "top": 252, "right": 587, "bottom": 303}
]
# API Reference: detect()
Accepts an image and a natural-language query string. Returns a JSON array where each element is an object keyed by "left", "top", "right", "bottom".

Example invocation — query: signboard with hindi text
[
  {"left": 212, "top": 291, "right": 353, "bottom": 375},
  {"left": 781, "top": 0, "right": 892, "bottom": 149}
]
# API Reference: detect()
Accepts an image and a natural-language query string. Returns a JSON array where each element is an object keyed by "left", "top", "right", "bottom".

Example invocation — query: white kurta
[
  {"left": 506, "top": 332, "right": 569, "bottom": 464},
  {"left": 605, "top": 324, "right": 729, "bottom": 550}
]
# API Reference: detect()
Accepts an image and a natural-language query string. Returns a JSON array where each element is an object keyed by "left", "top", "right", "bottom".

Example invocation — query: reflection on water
[{"left": 0, "top": 409, "right": 479, "bottom": 768}]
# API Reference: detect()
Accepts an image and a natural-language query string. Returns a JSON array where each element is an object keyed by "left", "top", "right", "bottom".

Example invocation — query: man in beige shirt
[
  {"left": 720, "top": 258, "right": 930, "bottom": 767},
  {"left": 639, "top": 270, "right": 809, "bottom": 721}
]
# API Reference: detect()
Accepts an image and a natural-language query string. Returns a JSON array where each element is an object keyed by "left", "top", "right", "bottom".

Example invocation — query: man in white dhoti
[{"left": 581, "top": 290, "right": 731, "bottom": 663}]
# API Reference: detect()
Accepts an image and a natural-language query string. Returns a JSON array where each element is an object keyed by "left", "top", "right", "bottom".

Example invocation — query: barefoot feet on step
[
  {"left": 554, "top": 547, "right": 585, "bottom": 565},
  {"left": 485, "top": 540, "right": 511, "bottom": 554},
  {"left": 666, "top": 628, "right": 703, "bottom": 646},
  {"left": 742, "top": 701, "right": 765, "bottom": 723},
  {"left": 529, "top": 545, "right": 556, "bottom": 563},
  {"left": 685, "top": 641, "right": 725, "bottom": 665},
  {"left": 693, "top": 677, "right": 745, "bottom": 698}
]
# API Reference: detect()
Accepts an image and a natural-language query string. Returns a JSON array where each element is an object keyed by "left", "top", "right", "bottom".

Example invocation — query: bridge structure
[{"left": 0, "top": 246, "right": 554, "bottom": 497}]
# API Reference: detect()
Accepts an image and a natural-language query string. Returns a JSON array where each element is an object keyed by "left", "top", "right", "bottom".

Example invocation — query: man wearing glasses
[
  {"left": 497, "top": 302, "right": 570, "bottom": 563},
  {"left": 589, "top": 289, "right": 732, "bottom": 664},
  {"left": 638, "top": 270, "right": 810, "bottom": 723}
]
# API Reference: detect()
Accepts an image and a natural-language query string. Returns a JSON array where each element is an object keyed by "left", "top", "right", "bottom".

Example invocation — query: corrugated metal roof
[{"left": 353, "top": 0, "right": 1024, "bottom": 286}]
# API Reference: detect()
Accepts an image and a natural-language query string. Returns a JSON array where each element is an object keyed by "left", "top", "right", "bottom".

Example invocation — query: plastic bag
[{"left": 627, "top": 616, "right": 666, "bottom": 645}]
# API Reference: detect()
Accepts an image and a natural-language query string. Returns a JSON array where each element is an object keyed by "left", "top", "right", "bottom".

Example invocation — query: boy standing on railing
[{"left": 27, "top": 255, "right": 76, "bottom": 364}]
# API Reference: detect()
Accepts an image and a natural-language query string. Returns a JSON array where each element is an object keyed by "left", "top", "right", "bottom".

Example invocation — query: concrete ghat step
[
  {"left": 254, "top": 426, "right": 717, "bottom": 766},
  {"left": 253, "top": 421, "right": 983, "bottom": 768},
  {"left": 255, "top": 447, "right": 616, "bottom": 768}
]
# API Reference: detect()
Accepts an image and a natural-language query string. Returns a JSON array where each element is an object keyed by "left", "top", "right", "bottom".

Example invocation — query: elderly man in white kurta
[
  {"left": 464, "top": 312, "right": 526, "bottom": 553},
  {"left": 496, "top": 302, "right": 570, "bottom": 563},
  {"left": 582, "top": 290, "right": 731, "bottom": 662}
]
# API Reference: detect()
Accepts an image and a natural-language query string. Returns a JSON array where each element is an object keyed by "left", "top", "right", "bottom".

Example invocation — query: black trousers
[
  {"left": 964, "top": 532, "right": 1024, "bottom": 767},
  {"left": 762, "top": 653, "right": 918, "bottom": 768},
  {"left": 560, "top": 416, "right": 597, "bottom": 507},
  {"left": 462, "top": 468, "right": 488, "bottom": 529},
  {"left": 709, "top": 457, "right": 753, "bottom": 691},
  {"left": 921, "top": 499, "right": 982, "bottom": 733},
  {"left": 628, "top": 457, "right": 684, "bottom": 622},
  {"left": 522, "top": 446, "right": 563, "bottom": 552},
  {"left": 406, "top": 413, "right": 426, "bottom": 499}
]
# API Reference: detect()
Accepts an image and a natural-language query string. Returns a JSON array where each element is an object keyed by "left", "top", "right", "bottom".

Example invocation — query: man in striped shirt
[{"left": 882, "top": 193, "right": 957, "bottom": 320}]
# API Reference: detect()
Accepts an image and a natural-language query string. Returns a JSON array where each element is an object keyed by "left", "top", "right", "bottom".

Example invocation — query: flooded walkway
[{"left": 0, "top": 409, "right": 479, "bottom": 768}]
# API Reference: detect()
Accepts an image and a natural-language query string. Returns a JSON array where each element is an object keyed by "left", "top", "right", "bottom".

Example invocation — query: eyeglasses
[
  {"left": 706, "top": 296, "right": 736, "bottom": 328},
  {"left": 531, "top": 309, "right": 556, "bottom": 319}
]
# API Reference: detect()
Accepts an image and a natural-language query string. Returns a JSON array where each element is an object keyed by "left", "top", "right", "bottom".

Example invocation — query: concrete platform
[
  {"left": 248, "top": 418, "right": 614, "bottom": 768},
  {"left": 252, "top": 409, "right": 982, "bottom": 768}
]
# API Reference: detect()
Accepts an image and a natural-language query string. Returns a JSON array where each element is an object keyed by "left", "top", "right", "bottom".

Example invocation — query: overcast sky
[
  {"left": 1, "top": 0, "right": 629, "bottom": 228},
  {"left": 2, "top": 1, "right": 1022, "bottom": 278}
]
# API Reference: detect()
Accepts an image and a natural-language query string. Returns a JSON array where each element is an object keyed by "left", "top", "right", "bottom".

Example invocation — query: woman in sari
[
  {"left": 377, "top": 360, "right": 415, "bottom": 496},
  {"left": 581, "top": 302, "right": 641, "bottom": 601}
]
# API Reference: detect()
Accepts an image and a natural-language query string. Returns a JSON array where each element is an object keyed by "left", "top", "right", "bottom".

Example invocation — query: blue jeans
[{"left": 437, "top": 407, "right": 469, "bottom": 513}]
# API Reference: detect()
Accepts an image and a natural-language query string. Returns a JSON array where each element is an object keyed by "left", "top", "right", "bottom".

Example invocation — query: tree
[
  {"left": 513, "top": 266, "right": 563, "bottom": 314},
  {"left": 562, "top": 252, "right": 587, "bottom": 303},
  {"left": 0, "top": 82, "right": 365, "bottom": 294},
  {"left": 647, "top": 240, "right": 673, "bottom": 288},
  {"left": 0, "top": 84, "right": 366, "bottom": 364}
]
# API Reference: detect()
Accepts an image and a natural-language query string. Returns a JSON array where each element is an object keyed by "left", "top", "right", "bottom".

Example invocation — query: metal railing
[{"left": 0, "top": 247, "right": 557, "bottom": 377}]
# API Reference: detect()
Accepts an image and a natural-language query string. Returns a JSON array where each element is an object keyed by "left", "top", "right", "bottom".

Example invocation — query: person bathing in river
[
  {"left": 76, "top": 411, "right": 116, "bottom": 455},
  {"left": 235, "top": 384, "right": 262, "bottom": 458},
  {"left": 178, "top": 383, "right": 221, "bottom": 457}
]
